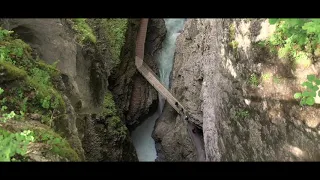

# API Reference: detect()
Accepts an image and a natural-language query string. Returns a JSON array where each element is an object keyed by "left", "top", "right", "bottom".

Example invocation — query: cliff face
[
  {"left": 109, "top": 19, "right": 166, "bottom": 129},
  {"left": 0, "top": 18, "right": 138, "bottom": 161},
  {"left": 154, "top": 19, "right": 320, "bottom": 161}
]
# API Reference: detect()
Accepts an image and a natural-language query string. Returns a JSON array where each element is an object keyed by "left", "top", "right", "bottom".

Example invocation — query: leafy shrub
[
  {"left": 0, "top": 128, "right": 34, "bottom": 161},
  {"left": 0, "top": 27, "right": 76, "bottom": 161},
  {"left": 267, "top": 19, "right": 320, "bottom": 66},
  {"left": 0, "top": 27, "right": 65, "bottom": 125},
  {"left": 294, "top": 74, "right": 320, "bottom": 106},
  {"left": 0, "top": 88, "right": 17, "bottom": 122}
]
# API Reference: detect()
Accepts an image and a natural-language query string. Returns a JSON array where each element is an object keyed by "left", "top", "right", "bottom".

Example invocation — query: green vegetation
[
  {"left": 0, "top": 121, "right": 79, "bottom": 161},
  {"left": 0, "top": 128, "right": 34, "bottom": 161},
  {"left": 266, "top": 19, "right": 320, "bottom": 67},
  {"left": 0, "top": 88, "right": 17, "bottom": 122},
  {"left": 0, "top": 27, "right": 77, "bottom": 161},
  {"left": 261, "top": 73, "right": 272, "bottom": 82},
  {"left": 107, "top": 116, "right": 127, "bottom": 141},
  {"left": 249, "top": 73, "right": 259, "bottom": 87},
  {"left": 0, "top": 61, "right": 28, "bottom": 80},
  {"left": 0, "top": 88, "right": 34, "bottom": 161},
  {"left": 0, "top": 27, "right": 65, "bottom": 126},
  {"left": 32, "top": 128, "right": 79, "bottom": 161},
  {"left": 102, "top": 19, "right": 128, "bottom": 65},
  {"left": 228, "top": 23, "right": 238, "bottom": 49},
  {"left": 294, "top": 74, "right": 320, "bottom": 106},
  {"left": 71, "top": 18, "right": 128, "bottom": 66},
  {"left": 71, "top": 18, "right": 97, "bottom": 44},
  {"left": 230, "top": 40, "right": 239, "bottom": 49},
  {"left": 101, "top": 90, "right": 127, "bottom": 141},
  {"left": 263, "top": 19, "right": 320, "bottom": 106},
  {"left": 235, "top": 109, "right": 249, "bottom": 119},
  {"left": 101, "top": 90, "right": 117, "bottom": 117}
]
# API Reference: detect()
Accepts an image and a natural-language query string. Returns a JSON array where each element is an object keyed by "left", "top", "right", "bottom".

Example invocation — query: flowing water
[{"left": 131, "top": 19, "right": 186, "bottom": 161}]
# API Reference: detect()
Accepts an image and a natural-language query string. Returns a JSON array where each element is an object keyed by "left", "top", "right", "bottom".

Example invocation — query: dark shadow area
[
  {"left": 186, "top": 121, "right": 206, "bottom": 161},
  {"left": 12, "top": 26, "right": 40, "bottom": 45},
  {"left": 12, "top": 26, "right": 42, "bottom": 59}
]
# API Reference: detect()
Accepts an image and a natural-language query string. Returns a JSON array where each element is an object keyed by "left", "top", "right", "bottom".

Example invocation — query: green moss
[
  {"left": 26, "top": 76, "right": 65, "bottom": 112},
  {"left": 0, "top": 28, "right": 14, "bottom": 40},
  {"left": 228, "top": 23, "right": 238, "bottom": 50},
  {"left": 107, "top": 116, "right": 127, "bottom": 141},
  {"left": 229, "top": 40, "right": 239, "bottom": 49},
  {"left": 0, "top": 25, "right": 76, "bottom": 162},
  {"left": 32, "top": 128, "right": 80, "bottom": 161},
  {"left": 35, "top": 60, "right": 60, "bottom": 78},
  {"left": 294, "top": 51, "right": 312, "bottom": 68},
  {"left": 229, "top": 23, "right": 236, "bottom": 41},
  {"left": 0, "top": 61, "right": 28, "bottom": 80},
  {"left": 71, "top": 18, "right": 97, "bottom": 44},
  {"left": 235, "top": 109, "right": 250, "bottom": 119},
  {"left": 0, "top": 26, "right": 65, "bottom": 115},
  {"left": 249, "top": 73, "right": 259, "bottom": 87},
  {"left": 261, "top": 73, "right": 272, "bottom": 82},
  {"left": 0, "top": 120, "right": 79, "bottom": 161},
  {"left": 101, "top": 90, "right": 117, "bottom": 117},
  {"left": 102, "top": 18, "right": 128, "bottom": 65},
  {"left": 0, "top": 27, "right": 66, "bottom": 125},
  {"left": 101, "top": 90, "right": 128, "bottom": 141}
]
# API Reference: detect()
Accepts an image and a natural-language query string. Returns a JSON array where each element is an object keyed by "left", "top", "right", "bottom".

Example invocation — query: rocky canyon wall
[
  {"left": 0, "top": 18, "right": 144, "bottom": 161},
  {"left": 154, "top": 19, "right": 320, "bottom": 161},
  {"left": 109, "top": 19, "right": 166, "bottom": 129}
]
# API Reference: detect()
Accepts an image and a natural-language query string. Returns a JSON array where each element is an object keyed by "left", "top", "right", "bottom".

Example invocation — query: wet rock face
[
  {"left": 109, "top": 19, "right": 166, "bottom": 128},
  {"left": 1, "top": 18, "right": 108, "bottom": 110},
  {"left": 152, "top": 102, "right": 197, "bottom": 161},
  {"left": 0, "top": 18, "right": 138, "bottom": 161},
  {"left": 154, "top": 19, "right": 320, "bottom": 161},
  {"left": 80, "top": 114, "right": 138, "bottom": 162},
  {"left": 0, "top": 18, "right": 91, "bottom": 160}
]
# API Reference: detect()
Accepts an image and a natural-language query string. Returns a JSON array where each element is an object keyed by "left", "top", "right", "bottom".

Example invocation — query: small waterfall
[
  {"left": 131, "top": 19, "right": 186, "bottom": 161},
  {"left": 157, "top": 19, "right": 186, "bottom": 113}
]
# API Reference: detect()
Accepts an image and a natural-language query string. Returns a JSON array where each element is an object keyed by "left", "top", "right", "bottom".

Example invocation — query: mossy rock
[
  {"left": 101, "top": 19, "right": 128, "bottom": 65},
  {"left": 0, "top": 120, "right": 80, "bottom": 161},
  {"left": 99, "top": 90, "right": 128, "bottom": 142},
  {"left": 0, "top": 27, "right": 66, "bottom": 124},
  {"left": 100, "top": 90, "right": 117, "bottom": 117},
  {"left": 0, "top": 61, "right": 28, "bottom": 81},
  {"left": 0, "top": 26, "right": 77, "bottom": 161},
  {"left": 106, "top": 116, "right": 128, "bottom": 141},
  {"left": 70, "top": 18, "right": 97, "bottom": 44},
  {"left": 229, "top": 23, "right": 236, "bottom": 41},
  {"left": 32, "top": 127, "right": 80, "bottom": 161}
]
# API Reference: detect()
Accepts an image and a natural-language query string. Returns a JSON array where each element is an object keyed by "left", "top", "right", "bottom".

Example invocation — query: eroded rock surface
[
  {"left": 109, "top": 19, "right": 166, "bottom": 128},
  {"left": 154, "top": 19, "right": 320, "bottom": 161}
]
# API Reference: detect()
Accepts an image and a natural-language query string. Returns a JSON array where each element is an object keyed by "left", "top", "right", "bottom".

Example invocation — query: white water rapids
[{"left": 131, "top": 19, "right": 186, "bottom": 161}]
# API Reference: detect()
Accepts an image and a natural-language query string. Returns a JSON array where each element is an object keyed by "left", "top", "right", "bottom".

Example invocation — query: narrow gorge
[
  {"left": 0, "top": 18, "right": 319, "bottom": 162},
  {"left": 131, "top": 19, "right": 186, "bottom": 161}
]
